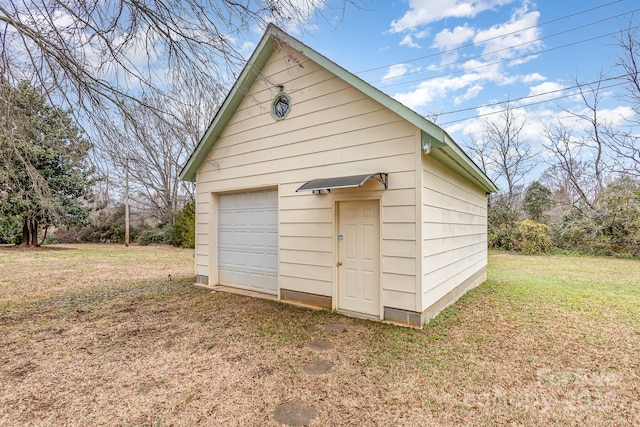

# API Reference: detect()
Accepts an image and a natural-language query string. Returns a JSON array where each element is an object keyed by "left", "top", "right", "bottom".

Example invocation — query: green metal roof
[{"left": 180, "top": 25, "right": 497, "bottom": 194}]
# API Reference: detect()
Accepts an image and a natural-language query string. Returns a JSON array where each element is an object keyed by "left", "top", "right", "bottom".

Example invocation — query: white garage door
[{"left": 218, "top": 190, "right": 278, "bottom": 294}]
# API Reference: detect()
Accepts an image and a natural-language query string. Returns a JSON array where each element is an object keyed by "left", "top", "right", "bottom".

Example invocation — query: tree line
[{"left": 469, "top": 23, "right": 640, "bottom": 257}]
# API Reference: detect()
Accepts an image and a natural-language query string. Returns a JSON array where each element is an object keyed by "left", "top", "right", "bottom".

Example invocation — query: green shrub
[
  {"left": 170, "top": 201, "right": 195, "bottom": 248},
  {"left": 554, "top": 206, "right": 594, "bottom": 253},
  {"left": 594, "top": 176, "right": 640, "bottom": 257},
  {"left": 488, "top": 221, "right": 519, "bottom": 251},
  {"left": 513, "top": 220, "right": 553, "bottom": 254},
  {"left": 138, "top": 226, "right": 172, "bottom": 246},
  {"left": 488, "top": 196, "right": 521, "bottom": 251},
  {"left": 52, "top": 204, "right": 143, "bottom": 243},
  {"left": 553, "top": 177, "right": 640, "bottom": 257},
  {"left": 42, "top": 234, "right": 57, "bottom": 245},
  {"left": 490, "top": 219, "right": 553, "bottom": 254},
  {"left": 0, "top": 215, "right": 22, "bottom": 244}
]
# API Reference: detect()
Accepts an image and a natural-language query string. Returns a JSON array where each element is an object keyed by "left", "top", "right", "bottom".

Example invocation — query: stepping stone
[
  {"left": 273, "top": 401, "right": 317, "bottom": 426},
  {"left": 324, "top": 323, "right": 347, "bottom": 332},
  {"left": 303, "top": 358, "right": 334, "bottom": 375},
  {"left": 305, "top": 339, "right": 333, "bottom": 351}
]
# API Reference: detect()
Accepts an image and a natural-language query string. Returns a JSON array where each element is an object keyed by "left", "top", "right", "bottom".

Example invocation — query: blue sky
[{"left": 241, "top": 0, "right": 639, "bottom": 182}]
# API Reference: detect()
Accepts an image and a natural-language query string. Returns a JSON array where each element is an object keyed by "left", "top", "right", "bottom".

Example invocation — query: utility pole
[{"left": 125, "top": 159, "right": 130, "bottom": 247}]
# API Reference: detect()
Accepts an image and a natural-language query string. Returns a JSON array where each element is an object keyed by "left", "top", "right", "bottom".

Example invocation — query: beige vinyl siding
[
  {"left": 379, "top": 168, "right": 419, "bottom": 311},
  {"left": 421, "top": 155, "right": 488, "bottom": 311},
  {"left": 195, "top": 198, "right": 211, "bottom": 279},
  {"left": 195, "top": 47, "right": 419, "bottom": 307},
  {"left": 278, "top": 189, "right": 333, "bottom": 296}
]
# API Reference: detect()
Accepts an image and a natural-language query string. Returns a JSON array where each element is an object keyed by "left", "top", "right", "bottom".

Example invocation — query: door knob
[{"left": 337, "top": 261, "right": 342, "bottom": 266}]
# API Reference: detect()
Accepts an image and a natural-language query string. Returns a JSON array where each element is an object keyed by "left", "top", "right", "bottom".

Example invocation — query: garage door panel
[
  {"left": 233, "top": 271, "right": 249, "bottom": 286},
  {"left": 218, "top": 212, "right": 233, "bottom": 226},
  {"left": 267, "top": 276, "right": 278, "bottom": 292},
  {"left": 248, "top": 251, "right": 272, "bottom": 269},
  {"left": 219, "top": 268, "right": 242, "bottom": 285},
  {"left": 266, "top": 231, "right": 278, "bottom": 249},
  {"left": 248, "top": 231, "right": 275, "bottom": 248},
  {"left": 233, "top": 212, "right": 249, "bottom": 226},
  {"left": 264, "top": 252, "right": 278, "bottom": 267},
  {"left": 249, "top": 209, "right": 275, "bottom": 226},
  {"left": 218, "top": 190, "right": 278, "bottom": 295},
  {"left": 256, "top": 209, "right": 278, "bottom": 225}
]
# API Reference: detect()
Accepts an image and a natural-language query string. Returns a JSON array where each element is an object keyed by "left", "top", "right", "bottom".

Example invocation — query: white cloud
[
  {"left": 520, "top": 82, "right": 564, "bottom": 105},
  {"left": 522, "top": 72, "right": 545, "bottom": 83},
  {"left": 399, "top": 34, "right": 421, "bottom": 48},
  {"left": 279, "top": 0, "right": 325, "bottom": 23},
  {"left": 240, "top": 41, "right": 255, "bottom": 54},
  {"left": 473, "top": 5, "right": 541, "bottom": 61},
  {"left": 382, "top": 64, "right": 410, "bottom": 81},
  {"left": 433, "top": 25, "right": 476, "bottom": 50},
  {"left": 524, "top": 81, "right": 564, "bottom": 104},
  {"left": 460, "top": 58, "right": 500, "bottom": 75},
  {"left": 390, "top": 0, "right": 516, "bottom": 33},
  {"left": 391, "top": 57, "right": 514, "bottom": 111},
  {"left": 448, "top": 116, "right": 484, "bottom": 137},
  {"left": 595, "top": 106, "right": 635, "bottom": 126},
  {"left": 475, "top": 103, "right": 504, "bottom": 116},
  {"left": 454, "top": 84, "right": 484, "bottom": 104},
  {"left": 111, "top": 29, "right": 162, "bottom": 73},
  {"left": 508, "top": 53, "right": 540, "bottom": 67},
  {"left": 439, "top": 51, "right": 461, "bottom": 66},
  {"left": 390, "top": 2, "right": 547, "bottom": 112},
  {"left": 393, "top": 72, "right": 485, "bottom": 110},
  {"left": 448, "top": 102, "right": 639, "bottom": 176}
]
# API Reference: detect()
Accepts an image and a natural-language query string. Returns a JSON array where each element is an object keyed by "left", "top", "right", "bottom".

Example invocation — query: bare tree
[
  {"left": 0, "top": 1, "right": 350, "bottom": 121},
  {"left": 469, "top": 102, "right": 535, "bottom": 208},
  {"left": 467, "top": 135, "right": 491, "bottom": 177},
  {"left": 542, "top": 124, "right": 596, "bottom": 211},
  {"left": 612, "top": 21, "right": 640, "bottom": 176},
  {"left": 617, "top": 21, "right": 640, "bottom": 112},
  {"left": 543, "top": 76, "right": 614, "bottom": 212},
  {"left": 1, "top": 0, "right": 359, "bottom": 223},
  {"left": 607, "top": 129, "right": 640, "bottom": 178},
  {"left": 95, "top": 80, "right": 217, "bottom": 224}
]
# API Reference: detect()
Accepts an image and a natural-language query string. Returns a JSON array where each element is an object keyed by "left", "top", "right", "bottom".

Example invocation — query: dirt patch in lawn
[{"left": 1, "top": 246, "right": 639, "bottom": 425}]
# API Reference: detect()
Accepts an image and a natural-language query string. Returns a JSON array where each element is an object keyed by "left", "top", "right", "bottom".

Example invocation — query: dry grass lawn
[{"left": 1, "top": 244, "right": 639, "bottom": 426}]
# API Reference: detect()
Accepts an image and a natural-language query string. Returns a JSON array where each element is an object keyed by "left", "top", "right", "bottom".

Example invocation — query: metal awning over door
[{"left": 296, "top": 172, "right": 388, "bottom": 194}]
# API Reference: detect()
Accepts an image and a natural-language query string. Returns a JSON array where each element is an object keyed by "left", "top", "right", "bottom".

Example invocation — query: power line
[
  {"left": 438, "top": 82, "right": 625, "bottom": 126},
  {"left": 349, "top": 1, "right": 639, "bottom": 129},
  {"left": 355, "top": 0, "right": 625, "bottom": 75},
  {"left": 375, "top": 25, "right": 640, "bottom": 91},
  {"left": 436, "top": 74, "right": 628, "bottom": 117},
  {"left": 373, "top": 12, "right": 640, "bottom": 88}
]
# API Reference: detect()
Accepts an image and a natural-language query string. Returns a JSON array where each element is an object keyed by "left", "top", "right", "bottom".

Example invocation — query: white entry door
[
  {"left": 218, "top": 190, "right": 278, "bottom": 294},
  {"left": 337, "top": 200, "right": 380, "bottom": 316}
]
